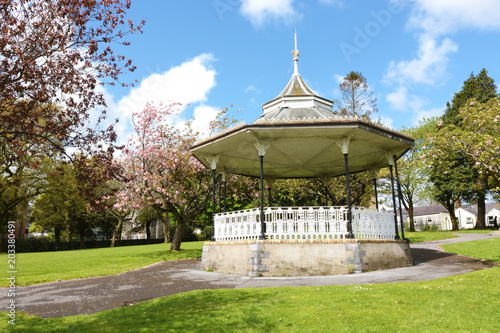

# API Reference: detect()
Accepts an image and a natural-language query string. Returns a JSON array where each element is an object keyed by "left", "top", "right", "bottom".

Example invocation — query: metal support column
[
  {"left": 389, "top": 164, "right": 400, "bottom": 240},
  {"left": 394, "top": 155, "right": 408, "bottom": 242},
  {"left": 344, "top": 153, "right": 354, "bottom": 239},
  {"left": 259, "top": 155, "right": 266, "bottom": 239},
  {"left": 223, "top": 179, "right": 227, "bottom": 212},
  {"left": 218, "top": 174, "right": 222, "bottom": 213},
  {"left": 211, "top": 169, "right": 216, "bottom": 241}
]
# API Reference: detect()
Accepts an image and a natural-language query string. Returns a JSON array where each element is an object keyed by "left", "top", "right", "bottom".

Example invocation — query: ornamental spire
[{"left": 291, "top": 29, "right": 300, "bottom": 75}]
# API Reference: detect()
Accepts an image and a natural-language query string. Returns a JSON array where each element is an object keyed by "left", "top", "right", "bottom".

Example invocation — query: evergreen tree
[
  {"left": 336, "top": 71, "right": 378, "bottom": 120},
  {"left": 443, "top": 69, "right": 497, "bottom": 125},
  {"left": 437, "top": 69, "right": 498, "bottom": 228}
]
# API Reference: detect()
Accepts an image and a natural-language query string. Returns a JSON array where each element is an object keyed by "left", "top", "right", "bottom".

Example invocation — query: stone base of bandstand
[{"left": 201, "top": 239, "right": 412, "bottom": 277}]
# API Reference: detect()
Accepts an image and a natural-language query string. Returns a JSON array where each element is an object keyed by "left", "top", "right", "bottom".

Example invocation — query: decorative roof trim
[{"left": 191, "top": 117, "right": 415, "bottom": 149}]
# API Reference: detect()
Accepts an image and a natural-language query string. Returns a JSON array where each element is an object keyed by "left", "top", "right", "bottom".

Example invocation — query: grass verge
[
  {"left": 5, "top": 267, "right": 500, "bottom": 332},
  {"left": 442, "top": 236, "right": 500, "bottom": 262},
  {"left": 403, "top": 231, "right": 457, "bottom": 243},
  {"left": 2, "top": 237, "right": 500, "bottom": 331},
  {"left": 0, "top": 241, "right": 204, "bottom": 287}
]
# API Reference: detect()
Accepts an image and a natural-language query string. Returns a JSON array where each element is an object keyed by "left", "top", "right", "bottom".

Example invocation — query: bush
[
  {"left": 1, "top": 237, "right": 166, "bottom": 253},
  {"left": 422, "top": 224, "right": 440, "bottom": 232}
]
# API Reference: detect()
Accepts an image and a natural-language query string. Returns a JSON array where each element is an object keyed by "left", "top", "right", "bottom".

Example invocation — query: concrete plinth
[{"left": 201, "top": 239, "right": 412, "bottom": 277}]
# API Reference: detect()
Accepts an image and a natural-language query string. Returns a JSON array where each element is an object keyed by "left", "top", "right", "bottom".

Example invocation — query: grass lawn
[
  {"left": 0, "top": 241, "right": 204, "bottom": 287},
  {"left": 3, "top": 236, "right": 500, "bottom": 332},
  {"left": 453, "top": 229, "right": 495, "bottom": 234},
  {"left": 442, "top": 236, "right": 500, "bottom": 263},
  {"left": 403, "top": 231, "right": 458, "bottom": 243},
  {"left": 6, "top": 267, "right": 500, "bottom": 332}
]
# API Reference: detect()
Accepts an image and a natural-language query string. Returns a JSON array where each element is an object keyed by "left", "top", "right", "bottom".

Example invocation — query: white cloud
[
  {"left": 384, "top": 0, "right": 500, "bottom": 87},
  {"left": 412, "top": 106, "right": 444, "bottom": 125},
  {"left": 407, "top": 0, "right": 500, "bottom": 37},
  {"left": 334, "top": 74, "right": 344, "bottom": 84},
  {"left": 117, "top": 53, "right": 216, "bottom": 116},
  {"left": 100, "top": 53, "right": 218, "bottom": 145},
  {"left": 386, "top": 86, "right": 425, "bottom": 111},
  {"left": 190, "top": 105, "right": 220, "bottom": 137},
  {"left": 385, "top": 85, "right": 443, "bottom": 126},
  {"left": 245, "top": 84, "right": 259, "bottom": 93},
  {"left": 318, "top": 0, "right": 345, "bottom": 8},
  {"left": 379, "top": 116, "right": 394, "bottom": 129},
  {"left": 240, "top": 0, "right": 301, "bottom": 27},
  {"left": 385, "top": 35, "right": 457, "bottom": 85}
]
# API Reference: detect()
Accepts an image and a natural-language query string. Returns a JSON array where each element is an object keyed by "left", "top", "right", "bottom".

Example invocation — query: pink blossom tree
[{"left": 117, "top": 102, "right": 212, "bottom": 250}]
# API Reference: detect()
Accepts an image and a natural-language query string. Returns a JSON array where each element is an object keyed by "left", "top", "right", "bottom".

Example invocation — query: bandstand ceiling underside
[{"left": 190, "top": 120, "right": 414, "bottom": 179}]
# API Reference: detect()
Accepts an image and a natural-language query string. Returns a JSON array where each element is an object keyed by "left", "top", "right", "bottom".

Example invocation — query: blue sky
[{"left": 102, "top": 0, "right": 500, "bottom": 145}]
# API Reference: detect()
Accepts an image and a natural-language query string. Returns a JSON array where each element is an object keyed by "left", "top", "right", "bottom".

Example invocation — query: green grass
[
  {"left": 403, "top": 231, "right": 458, "bottom": 243},
  {"left": 4, "top": 236, "right": 500, "bottom": 332},
  {"left": 442, "top": 237, "right": 500, "bottom": 262},
  {"left": 453, "top": 229, "right": 495, "bottom": 234},
  {"left": 5, "top": 267, "right": 500, "bottom": 332},
  {"left": 0, "top": 241, "right": 204, "bottom": 287}
]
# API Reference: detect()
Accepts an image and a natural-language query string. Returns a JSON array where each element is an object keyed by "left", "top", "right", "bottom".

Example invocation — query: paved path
[{"left": 2, "top": 233, "right": 498, "bottom": 318}]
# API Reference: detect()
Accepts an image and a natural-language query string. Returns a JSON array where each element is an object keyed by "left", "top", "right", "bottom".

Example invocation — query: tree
[
  {"left": 443, "top": 69, "right": 498, "bottom": 126},
  {"left": 336, "top": 71, "right": 378, "bottom": 120},
  {"left": 440, "top": 69, "right": 498, "bottom": 228},
  {"left": 431, "top": 98, "right": 500, "bottom": 193},
  {"left": 422, "top": 122, "right": 476, "bottom": 230},
  {"left": 1, "top": 0, "right": 144, "bottom": 231},
  {"left": 1, "top": 0, "right": 145, "bottom": 155},
  {"left": 117, "top": 102, "right": 213, "bottom": 251},
  {"left": 30, "top": 162, "right": 88, "bottom": 248},
  {"left": 397, "top": 119, "right": 437, "bottom": 231}
]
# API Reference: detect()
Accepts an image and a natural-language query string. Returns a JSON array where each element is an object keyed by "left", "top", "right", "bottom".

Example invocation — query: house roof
[
  {"left": 401, "top": 205, "right": 449, "bottom": 217},
  {"left": 401, "top": 202, "right": 500, "bottom": 217}
]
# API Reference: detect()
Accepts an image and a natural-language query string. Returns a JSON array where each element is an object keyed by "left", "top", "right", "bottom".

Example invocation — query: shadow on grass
[
  {"left": 411, "top": 247, "right": 454, "bottom": 264},
  {"left": 12, "top": 289, "right": 282, "bottom": 332}
]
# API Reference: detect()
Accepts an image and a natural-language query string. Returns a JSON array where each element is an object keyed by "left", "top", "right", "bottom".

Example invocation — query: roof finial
[{"left": 291, "top": 29, "right": 300, "bottom": 75}]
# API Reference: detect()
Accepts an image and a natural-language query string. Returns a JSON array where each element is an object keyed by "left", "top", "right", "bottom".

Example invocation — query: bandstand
[{"left": 190, "top": 36, "right": 414, "bottom": 277}]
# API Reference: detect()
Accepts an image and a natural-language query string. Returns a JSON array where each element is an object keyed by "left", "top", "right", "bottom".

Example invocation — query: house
[
  {"left": 402, "top": 202, "right": 500, "bottom": 230},
  {"left": 486, "top": 202, "right": 500, "bottom": 227},
  {"left": 452, "top": 207, "right": 477, "bottom": 229},
  {"left": 403, "top": 205, "right": 450, "bottom": 231}
]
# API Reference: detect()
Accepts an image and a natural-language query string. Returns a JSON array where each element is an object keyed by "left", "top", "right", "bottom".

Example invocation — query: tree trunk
[
  {"left": 163, "top": 214, "right": 171, "bottom": 243},
  {"left": 54, "top": 226, "right": 61, "bottom": 250},
  {"left": 170, "top": 218, "right": 186, "bottom": 251},
  {"left": 146, "top": 218, "right": 151, "bottom": 243},
  {"left": 408, "top": 206, "right": 415, "bottom": 232},
  {"left": 66, "top": 226, "right": 72, "bottom": 242},
  {"left": 475, "top": 190, "right": 486, "bottom": 229},
  {"left": 79, "top": 225, "right": 86, "bottom": 249},
  {"left": 111, "top": 218, "right": 123, "bottom": 247},
  {"left": 444, "top": 204, "right": 460, "bottom": 231}
]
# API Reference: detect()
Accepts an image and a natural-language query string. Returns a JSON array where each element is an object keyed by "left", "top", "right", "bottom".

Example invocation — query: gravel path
[{"left": 2, "top": 232, "right": 498, "bottom": 318}]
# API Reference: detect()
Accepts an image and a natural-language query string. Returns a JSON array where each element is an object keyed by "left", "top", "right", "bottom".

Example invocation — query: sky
[{"left": 101, "top": 0, "right": 500, "bottom": 146}]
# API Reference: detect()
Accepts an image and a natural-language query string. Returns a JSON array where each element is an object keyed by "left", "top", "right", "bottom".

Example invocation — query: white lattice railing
[{"left": 213, "top": 206, "right": 395, "bottom": 242}]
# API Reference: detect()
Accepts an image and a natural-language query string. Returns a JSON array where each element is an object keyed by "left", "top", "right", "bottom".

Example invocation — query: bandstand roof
[{"left": 190, "top": 35, "right": 414, "bottom": 179}]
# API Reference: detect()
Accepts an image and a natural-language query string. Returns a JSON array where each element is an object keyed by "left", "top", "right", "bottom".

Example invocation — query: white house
[
  {"left": 486, "top": 202, "right": 500, "bottom": 227},
  {"left": 403, "top": 202, "right": 500, "bottom": 230},
  {"left": 450, "top": 207, "right": 477, "bottom": 230},
  {"left": 406, "top": 205, "right": 449, "bottom": 231}
]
